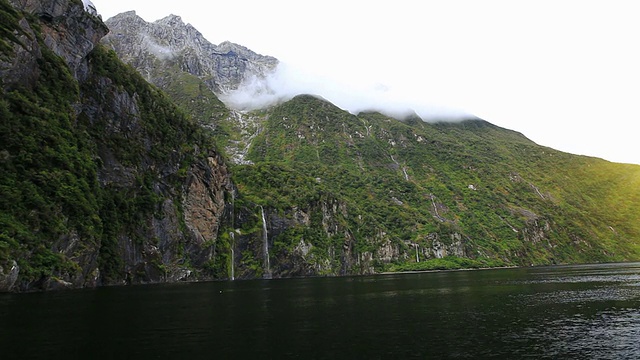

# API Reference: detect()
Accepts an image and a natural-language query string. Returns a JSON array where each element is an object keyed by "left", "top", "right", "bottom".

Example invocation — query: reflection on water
[
  {"left": 0, "top": 262, "right": 639, "bottom": 359},
  {"left": 514, "top": 309, "right": 640, "bottom": 359},
  {"left": 505, "top": 263, "right": 640, "bottom": 359},
  {"left": 525, "top": 287, "right": 640, "bottom": 303}
]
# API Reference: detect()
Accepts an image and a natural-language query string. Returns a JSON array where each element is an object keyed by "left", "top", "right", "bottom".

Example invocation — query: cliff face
[
  {"left": 102, "top": 11, "right": 278, "bottom": 94},
  {"left": 7, "top": 0, "right": 107, "bottom": 79},
  {"left": 0, "top": 0, "right": 233, "bottom": 291}
]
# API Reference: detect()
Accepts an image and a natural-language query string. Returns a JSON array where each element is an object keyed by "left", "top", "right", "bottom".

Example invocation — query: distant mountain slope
[
  {"left": 102, "top": 11, "right": 278, "bottom": 94},
  {"left": 101, "top": 11, "right": 274, "bottom": 161},
  {"left": 228, "top": 95, "right": 640, "bottom": 275}
]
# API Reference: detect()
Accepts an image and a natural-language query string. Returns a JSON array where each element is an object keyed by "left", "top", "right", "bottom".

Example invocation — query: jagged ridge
[{"left": 102, "top": 10, "right": 278, "bottom": 94}]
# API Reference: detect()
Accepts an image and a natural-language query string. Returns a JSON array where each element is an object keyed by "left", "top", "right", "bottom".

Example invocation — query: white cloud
[
  {"left": 222, "top": 61, "right": 471, "bottom": 121},
  {"left": 141, "top": 35, "right": 174, "bottom": 60},
  {"left": 92, "top": 0, "right": 640, "bottom": 164}
]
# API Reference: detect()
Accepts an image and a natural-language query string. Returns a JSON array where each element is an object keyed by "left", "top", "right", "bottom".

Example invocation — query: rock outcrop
[
  {"left": 8, "top": 0, "right": 108, "bottom": 79},
  {"left": 0, "top": 261, "right": 19, "bottom": 292}
]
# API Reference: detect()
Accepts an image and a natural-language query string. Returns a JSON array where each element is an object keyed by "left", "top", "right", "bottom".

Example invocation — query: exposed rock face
[
  {"left": 522, "top": 219, "right": 552, "bottom": 245},
  {"left": 424, "top": 233, "right": 467, "bottom": 259},
  {"left": 0, "top": 261, "right": 19, "bottom": 292},
  {"left": 8, "top": 0, "right": 108, "bottom": 79},
  {"left": 229, "top": 198, "right": 388, "bottom": 279},
  {"left": 183, "top": 156, "right": 231, "bottom": 246},
  {"left": 102, "top": 11, "right": 278, "bottom": 94},
  {"left": 77, "top": 58, "right": 234, "bottom": 286}
]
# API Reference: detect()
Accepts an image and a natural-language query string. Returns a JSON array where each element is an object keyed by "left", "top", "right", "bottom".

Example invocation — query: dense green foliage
[
  {"left": 386, "top": 256, "right": 507, "bottom": 272},
  {"left": 0, "top": 1, "right": 216, "bottom": 286},
  {"left": 84, "top": 45, "right": 217, "bottom": 283},
  {"left": 0, "top": 1, "right": 24, "bottom": 59},
  {"left": 232, "top": 95, "right": 640, "bottom": 271},
  {"left": 117, "top": 55, "right": 237, "bottom": 155},
  {"left": 0, "top": 19, "right": 100, "bottom": 280}
]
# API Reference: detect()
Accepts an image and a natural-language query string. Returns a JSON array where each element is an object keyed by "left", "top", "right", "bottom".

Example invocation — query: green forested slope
[
  {"left": 231, "top": 95, "right": 640, "bottom": 271},
  {"left": 0, "top": 0, "right": 225, "bottom": 290},
  {"left": 0, "top": 3, "right": 101, "bottom": 282}
]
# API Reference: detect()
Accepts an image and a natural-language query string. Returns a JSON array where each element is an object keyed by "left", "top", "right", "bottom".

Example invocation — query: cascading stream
[
  {"left": 260, "top": 206, "right": 271, "bottom": 278},
  {"left": 229, "top": 232, "right": 235, "bottom": 281}
]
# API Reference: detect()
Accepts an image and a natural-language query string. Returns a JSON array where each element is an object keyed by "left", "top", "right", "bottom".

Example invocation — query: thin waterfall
[
  {"left": 402, "top": 166, "right": 409, "bottom": 181},
  {"left": 391, "top": 154, "right": 409, "bottom": 181},
  {"left": 260, "top": 206, "right": 271, "bottom": 278},
  {"left": 229, "top": 232, "right": 235, "bottom": 281},
  {"left": 431, "top": 195, "right": 440, "bottom": 217}
]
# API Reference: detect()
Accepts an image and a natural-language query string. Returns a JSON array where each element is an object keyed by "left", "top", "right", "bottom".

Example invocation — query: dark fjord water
[{"left": 1, "top": 263, "right": 639, "bottom": 359}]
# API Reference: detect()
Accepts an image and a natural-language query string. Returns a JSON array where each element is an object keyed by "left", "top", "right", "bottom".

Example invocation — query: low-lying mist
[{"left": 220, "top": 61, "right": 472, "bottom": 122}]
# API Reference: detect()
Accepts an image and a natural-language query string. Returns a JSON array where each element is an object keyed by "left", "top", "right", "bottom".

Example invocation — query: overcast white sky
[{"left": 91, "top": 0, "right": 639, "bottom": 165}]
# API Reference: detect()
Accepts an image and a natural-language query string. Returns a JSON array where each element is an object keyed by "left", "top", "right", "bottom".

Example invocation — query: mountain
[
  {"left": 0, "top": 0, "right": 233, "bottom": 291},
  {"left": 101, "top": 10, "right": 278, "bottom": 161},
  {"left": 102, "top": 10, "right": 640, "bottom": 278},
  {"left": 1, "top": 1, "right": 639, "bottom": 292},
  {"left": 102, "top": 11, "right": 278, "bottom": 95},
  {"left": 228, "top": 95, "right": 640, "bottom": 276}
]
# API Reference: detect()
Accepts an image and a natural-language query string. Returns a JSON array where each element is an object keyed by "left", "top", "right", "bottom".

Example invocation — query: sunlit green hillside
[{"left": 230, "top": 95, "right": 640, "bottom": 272}]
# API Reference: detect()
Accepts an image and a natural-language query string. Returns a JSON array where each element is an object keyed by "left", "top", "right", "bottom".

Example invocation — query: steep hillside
[
  {"left": 227, "top": 95, "right": 640, "bottom": 276},
  {"left": 0, "top": 0, "right": 233, "bottom": 291},
  {"left": 101, "top": 10, "right": 272, "bottom": 163}
]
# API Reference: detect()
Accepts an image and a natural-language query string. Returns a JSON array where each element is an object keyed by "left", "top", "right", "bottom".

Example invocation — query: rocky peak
[
  {"left": 106, "top": 10, "right": 147, "bottom": 28},
  {"left": 217, "top": 41, "right": 269, "bottom": 62},
  {"left": 155, "top": 14, "right": 185, "bottom": 27},
  {"left": 102, "top": 11, "right": 278, "bottom": 94}
]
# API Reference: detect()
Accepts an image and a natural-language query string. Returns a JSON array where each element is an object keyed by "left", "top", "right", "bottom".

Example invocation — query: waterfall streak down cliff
[{"left": 260, "top": 206, "right": 271, "bottom": 279}]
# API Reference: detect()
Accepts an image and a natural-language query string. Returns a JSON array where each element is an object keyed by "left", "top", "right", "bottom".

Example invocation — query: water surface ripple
[{"left": 1, "top": 262, "right": 639, "bottom": 359}]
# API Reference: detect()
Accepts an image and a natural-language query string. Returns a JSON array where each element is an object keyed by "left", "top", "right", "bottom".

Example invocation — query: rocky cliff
[
  {"left": 102, "top": 11, "right": 278, "bottom": 95},
  {"left": 5, "top": 0, "right": 107, "bottom": 79},
  {"left": 0, "top": 0, "right": 233, "bottom": 291}
]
